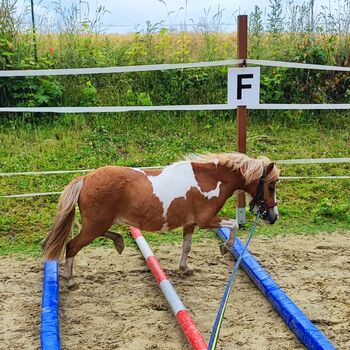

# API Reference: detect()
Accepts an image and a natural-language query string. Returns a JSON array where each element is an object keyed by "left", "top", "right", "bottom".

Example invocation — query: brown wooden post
[{"left": 236, "top": 15, "right": 248, "bottom": 226}]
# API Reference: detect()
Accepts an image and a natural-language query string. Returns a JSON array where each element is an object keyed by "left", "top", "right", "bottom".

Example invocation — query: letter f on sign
[
  {"left": 237, "top": 74, "right": 253, "bottom": 100},
  {"left": 227, "top": 67, "right": 260, "bottom": 107}
]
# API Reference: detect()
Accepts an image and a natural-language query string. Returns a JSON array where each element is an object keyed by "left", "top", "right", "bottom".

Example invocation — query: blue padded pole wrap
[
  {"left": 41, "top": 260, "right": 61, "bottom": 350},
  {"left": 217, "top": 228, "right": 335, "bottom": 350}
]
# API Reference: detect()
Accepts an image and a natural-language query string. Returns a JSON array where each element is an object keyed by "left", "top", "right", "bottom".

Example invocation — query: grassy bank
[{"left": 0, "top": 111, "right": 349, "bottom": 256}]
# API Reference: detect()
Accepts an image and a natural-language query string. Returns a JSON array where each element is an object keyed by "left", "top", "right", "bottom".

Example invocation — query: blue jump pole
[
  {"left": 217, "top": 228, "right": 336, "bottom": 350},
  {"left": 41, "top": 260, "right": 61, "bottom": 350}
]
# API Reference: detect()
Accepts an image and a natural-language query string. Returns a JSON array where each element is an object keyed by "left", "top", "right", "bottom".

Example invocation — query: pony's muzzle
[{"left": 266, "top": 208, "right": 279, "bottom": 224}]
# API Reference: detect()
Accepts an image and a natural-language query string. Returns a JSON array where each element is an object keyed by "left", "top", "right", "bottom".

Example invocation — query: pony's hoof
[
  {"left": 179, "top": 266, "right": 195, "bottom": 276},
  {"left": 59, "top": 272, "right": 67, "bottom": 280},
  {"left": 184, "top": 266, "right": 195, "bottom": 276},
  {"left": 67, "top": 279, "right": 79, "bottom": 290},
  {"left": 60, "top": 272, "right": 73, "bottom": 281},
  {"left": 220, "top": 243, "right": 229, "bottom": 255}
]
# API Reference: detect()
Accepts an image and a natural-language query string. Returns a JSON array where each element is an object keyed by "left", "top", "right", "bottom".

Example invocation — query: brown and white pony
[{"left": 43, "top": 152, "right": 280, "bottom": 288}]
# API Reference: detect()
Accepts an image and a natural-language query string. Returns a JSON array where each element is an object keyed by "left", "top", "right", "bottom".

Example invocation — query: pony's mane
[{"left": 185, "top": 152, "right": 280, "bottom": 184}]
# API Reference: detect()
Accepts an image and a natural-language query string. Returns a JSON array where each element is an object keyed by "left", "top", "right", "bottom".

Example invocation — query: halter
[{"left": 249, "top": 168, "right": 277, "bottom": 220}]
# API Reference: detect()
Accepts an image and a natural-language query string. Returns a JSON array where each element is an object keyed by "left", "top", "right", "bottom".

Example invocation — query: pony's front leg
[
  {"left": 179, "top": 224, "right": 195, "bottom": 276},
  {"left": 218, "top": 218, "right": 239, "bottom": 255},
  {"left": 199, "top": 216, "right": 238, "bottom": 255}
]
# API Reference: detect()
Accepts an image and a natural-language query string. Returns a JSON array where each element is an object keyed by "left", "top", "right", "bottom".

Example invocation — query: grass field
[{"left": 0, "top": 111, "right": 349, "bottom": 256}]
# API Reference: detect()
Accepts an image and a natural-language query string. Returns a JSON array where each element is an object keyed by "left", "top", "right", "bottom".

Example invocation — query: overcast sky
[{"left": 18, "top": 0, "right": 334, "bottom": 33}]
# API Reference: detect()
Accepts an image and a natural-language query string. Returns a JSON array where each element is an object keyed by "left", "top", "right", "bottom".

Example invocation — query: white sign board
[{"left": 227, "top": 67, "right": 260, "bottom": 107}]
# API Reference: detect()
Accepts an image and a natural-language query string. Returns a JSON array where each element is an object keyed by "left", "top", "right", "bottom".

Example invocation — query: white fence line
[
  {"left": 1, "top": 192, "right": 63, "bottom": 198},
  {"left": 251, "top": 104, "right": 350, "bottom": 110},
  {"left": 277, "top": 158, "right": 350, "bottom": 164},
  {"left": 2, "top": 175, "right": 350, "bottom": 199},
  {"left": 0, "top": 60, "right": 243, "bottom": 77},
  {"left": 279, "top": 176, "right": 350, "bottom": 180},
  {"left": 0, "top": 158, "right": 349, "bottom": 178},
  {"left": 1, "top": 104, "right": 228, "bottom": 113},
  {"left": 0, "top": 166, "right": 161, "bottom": 177},
  {"left": 247, "top": 59, "right": 350, "bottom": 72},
  {"left": 0, "top": 169, "right": 94, "bottom": 177},
  {"left": 1, "top": 58, "right": 350, "bottom": 77},
  {"left": 1, "top": 103, "right": 350, "bottom": 113}
]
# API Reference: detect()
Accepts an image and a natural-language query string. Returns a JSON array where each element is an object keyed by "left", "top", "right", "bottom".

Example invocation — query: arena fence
[{"left": 1, "top": 58, "right": 350, "bottom": 113}]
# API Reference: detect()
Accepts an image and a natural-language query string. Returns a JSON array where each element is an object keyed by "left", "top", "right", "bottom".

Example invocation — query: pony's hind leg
[
  {"left": 62, "top": 256, "right": 76, "bottom": 288},
  {"left": 62, "top": 231, "right": 93, "bottom": 289},
  {"left": 179, "top": 224, "right": 195, "bottom": 276},
  {"left": 102, "top": 231, "right": 124, "bottom": 254},
  {"left": 63, "top": 222, "right": 112, "bottom": 289}
]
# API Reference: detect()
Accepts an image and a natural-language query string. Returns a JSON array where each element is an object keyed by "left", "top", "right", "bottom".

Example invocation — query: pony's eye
[{"left": 268, "top": 186, "right": 275, "bottom": 192}]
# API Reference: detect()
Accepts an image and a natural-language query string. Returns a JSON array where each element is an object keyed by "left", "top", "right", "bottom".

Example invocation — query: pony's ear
[{"left": 265, "top": 162, "right": 275, "bottom": 175}]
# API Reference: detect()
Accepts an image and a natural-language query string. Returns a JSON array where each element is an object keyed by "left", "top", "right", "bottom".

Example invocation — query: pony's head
[
  {"left": 185, "top": 152, "right": 280, "bottom": 224},
  {"left": 246, "top": 161, "right": 280, "bottom": 224},
  {"left": 207, "top": 153, "right": 280, "bottom": 224}
]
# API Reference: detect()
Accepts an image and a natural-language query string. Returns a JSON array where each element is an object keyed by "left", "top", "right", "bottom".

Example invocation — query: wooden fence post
[{"left": 236, "top": 15, "right": 248, "bottom": 226}]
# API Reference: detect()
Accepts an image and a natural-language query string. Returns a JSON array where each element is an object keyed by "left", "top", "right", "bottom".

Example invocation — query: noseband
[{"left": 249, "top": 169, "right": 277, "bottom": 220}]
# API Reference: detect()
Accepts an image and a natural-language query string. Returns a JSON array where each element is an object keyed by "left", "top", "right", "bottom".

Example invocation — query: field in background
[
  {"left": 0, "top": 1, "right": 349, "bottom": 255},
  {"left": 1, "top": 0, "right": 350, "bottom": 110},
  {"left": 1, "top": 31, "right": 350, "bottom": 110}
]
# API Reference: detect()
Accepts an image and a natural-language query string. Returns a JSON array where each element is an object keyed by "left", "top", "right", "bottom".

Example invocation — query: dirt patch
[{"left": 1, "top": 231, "right": 349, "bottom": 350}]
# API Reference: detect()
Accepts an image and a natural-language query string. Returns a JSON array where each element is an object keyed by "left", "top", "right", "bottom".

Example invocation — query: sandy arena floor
[{"left": 0, "top": 231, "right": 349, "bottom": 350}]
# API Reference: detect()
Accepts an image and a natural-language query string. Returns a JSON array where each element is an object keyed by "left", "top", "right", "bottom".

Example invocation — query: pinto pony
[{"left": 43, "top": 152, "right": 280, "bottom": 288}]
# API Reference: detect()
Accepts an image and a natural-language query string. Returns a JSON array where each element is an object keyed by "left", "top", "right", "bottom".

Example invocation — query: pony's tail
[{"left": 43, "top": 177, "right": 84, "bottom": 260}]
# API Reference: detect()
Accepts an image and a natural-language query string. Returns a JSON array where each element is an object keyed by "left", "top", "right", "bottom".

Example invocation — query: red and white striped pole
[{"left": 130, "top": 227, "right": 208, "bottom": 350}]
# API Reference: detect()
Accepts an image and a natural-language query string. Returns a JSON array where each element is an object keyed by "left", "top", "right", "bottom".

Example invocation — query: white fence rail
[
  {"left": 1, "top": 58, "right": 350, "bottom": 77},
  {"left": 1, "top": 104, "right": 350, "bottom": 113},
  {"left": 2, "top": 175, "right": 350, "bottom": 199},
  {"left": 0, "top": 158, "right": 349, "bottom": 178},
  {"left": 0, "top": 59, "right": 243, "bottom": 77},
  {"left": 1, "top": 58, "right": 350, "bottom": 112},
  {"left": 247, "top": 59, "right": 350, "bottom": 72},
  {"left": 277, "top": 158, "right": 350, "bottom": 164}
]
